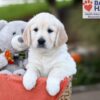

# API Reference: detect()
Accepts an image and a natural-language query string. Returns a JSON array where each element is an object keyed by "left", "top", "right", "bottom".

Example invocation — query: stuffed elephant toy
[{"left": 0, "top": 20, "right": 28, "bottom": 75}]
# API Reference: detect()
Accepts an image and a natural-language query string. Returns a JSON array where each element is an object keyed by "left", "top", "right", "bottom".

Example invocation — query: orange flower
[
  {"left": 5, "top": 50, "right": 14, "bottom": 64},
  {"left": 71, "top": 52, "right": 81, "bottom": 63}
]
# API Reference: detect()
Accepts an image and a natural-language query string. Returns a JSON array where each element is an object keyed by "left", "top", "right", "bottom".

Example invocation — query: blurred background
[{"left": 0, "top": 0, "right": 100, "bottom": 100}]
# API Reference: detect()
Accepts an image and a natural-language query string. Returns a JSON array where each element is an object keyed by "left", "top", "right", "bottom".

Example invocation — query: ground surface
[{"left": 72, "top": 90, "right": 100, "bottom": 100}]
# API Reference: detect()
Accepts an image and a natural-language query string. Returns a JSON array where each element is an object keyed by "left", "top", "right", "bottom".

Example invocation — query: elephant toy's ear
[{"left": 0, "top": 20, "right": 8, "bottom": 30}]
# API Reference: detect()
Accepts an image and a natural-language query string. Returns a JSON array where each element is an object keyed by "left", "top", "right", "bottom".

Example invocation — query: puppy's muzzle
[{"left": 38, "top": 37, "right": 46, "bottom": 48}]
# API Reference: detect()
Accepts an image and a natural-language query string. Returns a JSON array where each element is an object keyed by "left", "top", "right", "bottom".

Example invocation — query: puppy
[{"left": 23, "top": 13, "right": 76, "bottom": 96}]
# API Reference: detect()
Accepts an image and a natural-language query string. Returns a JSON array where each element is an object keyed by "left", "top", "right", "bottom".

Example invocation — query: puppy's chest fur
[
  {"left": 40, "top": 56, "right": 54, "bottom": 76},
  {"left": 28, "top": 45, "right": 67, "bottom": 77}
]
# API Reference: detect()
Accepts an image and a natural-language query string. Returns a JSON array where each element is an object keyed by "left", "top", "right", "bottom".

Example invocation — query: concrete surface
[{"left": 72, "top": 90, "right": 100, "bottom": 100}]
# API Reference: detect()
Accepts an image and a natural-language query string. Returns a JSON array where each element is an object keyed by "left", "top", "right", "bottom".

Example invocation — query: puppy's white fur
[{"left": 23, "top": 13, "right": 76, "bottom": 96}]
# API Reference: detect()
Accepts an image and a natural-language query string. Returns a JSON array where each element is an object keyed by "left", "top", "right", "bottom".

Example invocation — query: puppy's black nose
[
  {"left": 18, "top": 37, "right": 24, "bottom": 43},
  {"left": 38, "top": 38, "right": 45, "bottom": 45}
]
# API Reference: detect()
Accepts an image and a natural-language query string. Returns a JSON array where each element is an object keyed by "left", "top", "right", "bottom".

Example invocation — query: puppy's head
[{"left": 23, "top": 13, "right": 68, "bottom": 50}]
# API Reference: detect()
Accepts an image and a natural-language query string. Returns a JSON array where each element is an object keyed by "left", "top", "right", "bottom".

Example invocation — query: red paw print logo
[{"left": 83, "top": 0, "right": 93, "bottom": 11}]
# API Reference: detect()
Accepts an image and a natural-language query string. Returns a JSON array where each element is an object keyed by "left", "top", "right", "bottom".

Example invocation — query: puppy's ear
[
  {"left": 23, "top": 25, "right": 31, "bottom": 47},
  {"left": 55, "top": 24, "right": 68, "bottom": 47}
]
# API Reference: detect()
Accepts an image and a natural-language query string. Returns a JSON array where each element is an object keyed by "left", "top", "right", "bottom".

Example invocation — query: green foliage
[
  {"left": 0, "top": 3, "right": 49, "bottom": 20},
  {"left": 0, "top": 1, "right": 72, "bottom": 21},
  {"left": 68, "top": 5, "right": 100, "bottom": 46},
  {"left": 56, "top": 0, "right": 73, "bottom": 8},
  {"left": 73, "top": 57, "right": 100, "bottom": 86}
]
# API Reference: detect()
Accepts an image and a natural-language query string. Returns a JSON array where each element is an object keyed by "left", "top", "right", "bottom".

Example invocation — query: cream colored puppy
[{"left": 23, "top": 13, "right": 76, "bottom": 96}]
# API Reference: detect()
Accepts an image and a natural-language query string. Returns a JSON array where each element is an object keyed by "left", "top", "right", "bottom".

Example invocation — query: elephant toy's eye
[
  {"left": 21, "top": 29, "right": 24, "bottom": 33},
  {"left": 13, "top": 32, "right": 16, "bottom": 35}
]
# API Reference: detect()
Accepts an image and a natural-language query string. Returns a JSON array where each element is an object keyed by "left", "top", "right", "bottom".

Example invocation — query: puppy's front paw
[
  {"left": 23, "top": 73, "right": 37, "bottom": 90},
  {"left": 46, "top": 78, "right": 60, "bottom": 96}
]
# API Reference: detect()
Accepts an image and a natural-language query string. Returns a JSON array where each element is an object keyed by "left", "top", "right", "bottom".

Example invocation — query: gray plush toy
[{"left": 0, "top": 20, "right": 28, "bottom": 75}]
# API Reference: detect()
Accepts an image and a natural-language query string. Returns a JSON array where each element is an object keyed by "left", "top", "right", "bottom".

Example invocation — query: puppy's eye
[
  {"left": 48, "top": 28, "right": 53, "bottom": 33},
  {"left": 13, "top": 32, "right": 16, "bottom": 35},
  {"left": 34, "top": 28, "right": 38, "bottom": 32}
]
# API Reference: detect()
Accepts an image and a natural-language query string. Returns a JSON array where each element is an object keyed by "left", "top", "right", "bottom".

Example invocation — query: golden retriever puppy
[{"left": 23, "top": 12, "right": 76, "bottom": 96}]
